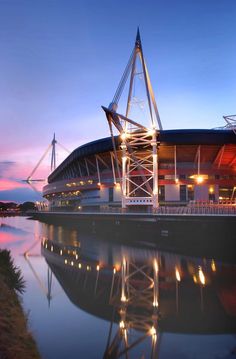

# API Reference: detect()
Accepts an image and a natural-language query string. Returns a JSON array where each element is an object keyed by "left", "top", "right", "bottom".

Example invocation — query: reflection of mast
[
  {"left": 104, "top": 256, "right": 159, "bottom": 358},
  {"left": 23, "top": 238, "right": 54, "bottom": 307}
]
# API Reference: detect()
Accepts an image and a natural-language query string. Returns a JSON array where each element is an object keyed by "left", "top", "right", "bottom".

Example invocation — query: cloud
[
  {"left": 0, "top": 187, "right": 43, "bottom": 203},
  {"left": 0, "top": 161, "right": 15, "bottom": 177},
  {"left": 0, "top": 179, "right": 27, "bottom": 192}
]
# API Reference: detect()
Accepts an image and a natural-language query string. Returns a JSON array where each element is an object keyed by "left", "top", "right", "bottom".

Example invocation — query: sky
[{"left": 0, "top": 0, "right": 235, "bottom": 202}]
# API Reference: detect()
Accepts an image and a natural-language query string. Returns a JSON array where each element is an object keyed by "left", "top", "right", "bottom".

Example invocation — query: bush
[{"left": 0, "top": 249, "right": 25, "bottom": 294}]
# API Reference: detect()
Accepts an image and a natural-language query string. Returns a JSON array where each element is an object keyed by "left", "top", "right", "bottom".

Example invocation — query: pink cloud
[{"left": 0, "top": 179, "right": 27, "bottom": 192}]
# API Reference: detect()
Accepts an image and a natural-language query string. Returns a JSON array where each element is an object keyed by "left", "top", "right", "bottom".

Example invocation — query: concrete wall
[
  {"left": 80, "top": 189, "right": 103, "bottom": 204},
  {"left": 165, "top": 184, "right": 180, "bottom": 201},
  {"left": 194, "top": 185, "right": 209, "bottom": 201},
  {"left": 213, "top": 184, "right": 219, "bottom": 201},
  {"left": 113, "top": 185, "right": 122, "bottom": 202}
]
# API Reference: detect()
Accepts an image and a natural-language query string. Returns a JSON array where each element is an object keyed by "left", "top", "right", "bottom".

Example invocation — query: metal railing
[{"left": 36, "top": 203, "right": 236, "bottom": 216}]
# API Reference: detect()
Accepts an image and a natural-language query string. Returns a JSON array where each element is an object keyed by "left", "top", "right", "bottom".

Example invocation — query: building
[
  {"left": 43, "top": 129, "right": 236, "bottom": 211},
  {"left": 42, "top": 31, "right": 236, "bottom": 211}
]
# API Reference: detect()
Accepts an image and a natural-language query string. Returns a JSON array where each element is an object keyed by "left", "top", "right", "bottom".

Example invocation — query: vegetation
[
  {"left": 0, "top": 250, "right": 25, "bottom": 293},
  {"left": 0, "top": 201, "right": 36, "bottom": 214},
  {"left": 0, "top": 249, "right": 41, "bottom": 359},
  {"left": 0, "top": 202, "right": 18, "bottom": 211}
]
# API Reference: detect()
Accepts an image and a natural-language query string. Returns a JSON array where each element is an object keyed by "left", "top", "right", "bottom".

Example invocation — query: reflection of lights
[
  {"left": 50, "top": 246, "right": 53, "bottom": 252},
  {"left": 97, "top": 182, "right": 101, "bottom": 186},
  {"left": 198, "top": 266, "right": 205, "bottom": 285},
  {"left": 71, "top": 261, "right": 74, "bottom": 266},
  {"left": 119, "top": 320, "right": 125, "bottom": 329},
  {"left": 150, "top": 326, "right": 156, "bottom": 336},
  {"left": 60, "top": 250, "right": 62, "bottom": 255},
  {"left": 121, "top": 295, "right": 127, "bottom": 302},
  {"left": 153, "top": 259, "right": 158, "bottom": 273},
  {"left": 45, "top": 243, "right": 48, "bottom": 249},
  {"left": 211, "top": 260, "right": 216, "bottom": 272},
  {"left": 175, "top": 178, "right": 179, "bottom": 184},
  {"left": 175, "top": 267, "right": 181, "bottom": 282},
  {"left": 75, "top": 254, "right": 78, "bottom": 260},
  {"left": 209, "top": 187, "right": 214, "bottom": 194},
  {"left": 96, "top": 265, "right": 100, "bottom": 271},
  {"left": 193, "top": 275, "right": 197, "bottom": 283},
  {"left": 64, "top": 259, "right": 67, "bottom": 264},
  {"left": 153, "top": 300, "right": 158, "bottom": 308},
  {"left": 78, "top": 263, "right": 82, "bottom": 269},
  {"left": 113, "top": 268, "right": 116, "bottom": 274}
]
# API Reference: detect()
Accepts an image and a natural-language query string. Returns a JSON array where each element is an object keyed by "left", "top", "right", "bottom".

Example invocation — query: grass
[{"left": 0, "top": 249, "right": 41, "bottom": 359}]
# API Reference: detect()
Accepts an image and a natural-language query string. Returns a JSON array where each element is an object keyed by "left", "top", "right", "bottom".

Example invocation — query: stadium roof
[{"left": 48, "top": 129, "right": 236, "bottom": 183}]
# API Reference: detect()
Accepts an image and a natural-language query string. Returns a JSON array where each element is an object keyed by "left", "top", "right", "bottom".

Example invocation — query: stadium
[{"left": 42, "top": 31, "right": 236, "bottom": 212}]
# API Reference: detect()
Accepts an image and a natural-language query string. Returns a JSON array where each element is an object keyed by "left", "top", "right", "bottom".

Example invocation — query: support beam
[
  {"left": 110, "top": 152, "right": 117, "bottom": 184},
  {"left": 27, "top": 143, "right": 52, "bottom": 181},
  {"left": 229, "top": 153, "right": 236, "bottom": 167},
  {"left": 102, "top": 29, "right": 162, "bottom": 210},
  {"left": 96, "top": 154, "right": 109, "bottom": 169},
  {"left": 77, "top": 161, "right": 82, "bottom": 177},
  {"left": 213, "top": 145, "right": 225, "bottom": 169},
  {"left": 174, "top": 145, "right": 177, "bottom": 182},
  {"left": 194, "top": 145, "right": 201, "bottom": 163},
  {"left": 85, "top": 158, "right": 97, "bottom": 171},
  {"left": 95, "top": 156, "right": 101, "bottom": 184},
  {"left": 51, "top": 133, "right": 57, "bottom": 172},
  {"left": 84, "top": 158, "right": 90, "bottom": 176}
]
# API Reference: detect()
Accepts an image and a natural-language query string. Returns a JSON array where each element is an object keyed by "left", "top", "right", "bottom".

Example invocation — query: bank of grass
[{"left": 0, "top": 249, "right": 41, "bottom": 359}]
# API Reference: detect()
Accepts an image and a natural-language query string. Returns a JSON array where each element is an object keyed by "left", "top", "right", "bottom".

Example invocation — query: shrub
[{"left": 0, "top": 249, "right": 25, "bottom": 294}]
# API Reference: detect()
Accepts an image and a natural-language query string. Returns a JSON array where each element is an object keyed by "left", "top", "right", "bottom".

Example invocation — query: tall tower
[{"left": 103, "top": 29, "right": 162, "bottom": 210}]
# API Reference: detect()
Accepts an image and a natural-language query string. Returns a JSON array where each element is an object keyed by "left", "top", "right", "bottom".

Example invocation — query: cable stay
[
  {"left": 214, "top": 115, "right": 236, "bottom": 135},
  {"left": 25, "top": 133, "right": 71, "bottom": 183},
  {"left": 108, "top": 27, "right": 162, "bottom": 131},
  {"left": 223, "top": 115, "right": 236, "bottom": 135},
  {"left": 27, "top": 181, "right": 42, "bottom": 196}
]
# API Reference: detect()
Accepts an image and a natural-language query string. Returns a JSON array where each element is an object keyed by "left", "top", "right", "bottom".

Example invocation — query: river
[{"left": 0, "top": 216, "right": 235, "bottom": 358}]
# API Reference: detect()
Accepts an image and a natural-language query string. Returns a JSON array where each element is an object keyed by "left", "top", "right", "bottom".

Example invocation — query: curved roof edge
[{"left": 48, "top": 129, "right": 236, "bottom": 183}]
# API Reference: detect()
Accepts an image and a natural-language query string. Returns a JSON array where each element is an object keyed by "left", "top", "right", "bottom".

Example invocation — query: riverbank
[{"left": 0, "top": 250, "right": 40, "bottom": 359}]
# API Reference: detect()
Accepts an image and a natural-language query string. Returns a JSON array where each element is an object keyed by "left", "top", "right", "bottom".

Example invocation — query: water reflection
[
  {"left": 40, "top": 232, "right": 236, "bottom": 358},
  {"left": 1, "top": 217, "right": 236, "bottom": 358}
]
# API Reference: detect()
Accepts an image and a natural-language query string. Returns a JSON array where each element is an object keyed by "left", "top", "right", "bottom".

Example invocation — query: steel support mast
[{"left": 103, "top": 29, "right": 162, "bottom": 210}]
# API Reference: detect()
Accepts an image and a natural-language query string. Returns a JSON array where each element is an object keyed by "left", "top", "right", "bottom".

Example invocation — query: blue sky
[{"left": 0, "top": 0, "right": 235, "bottom": 202}]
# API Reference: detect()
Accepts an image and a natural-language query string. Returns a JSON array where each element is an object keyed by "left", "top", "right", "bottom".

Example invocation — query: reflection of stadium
[
  {"left": 42, "top": 31, "right": 236, "bottom": 212},
  {"left": 41, "top": 236, "right": 236, "bottom": 342}
]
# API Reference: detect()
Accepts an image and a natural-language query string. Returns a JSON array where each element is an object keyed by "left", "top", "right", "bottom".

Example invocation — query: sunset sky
[{"left": 0, "top": 0, "right": 235, "bottom": 202}]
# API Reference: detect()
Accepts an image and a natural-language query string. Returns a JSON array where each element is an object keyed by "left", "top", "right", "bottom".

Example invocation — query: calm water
[{"left": 0, "top": 216, "right": 236, "bottom": 359}]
